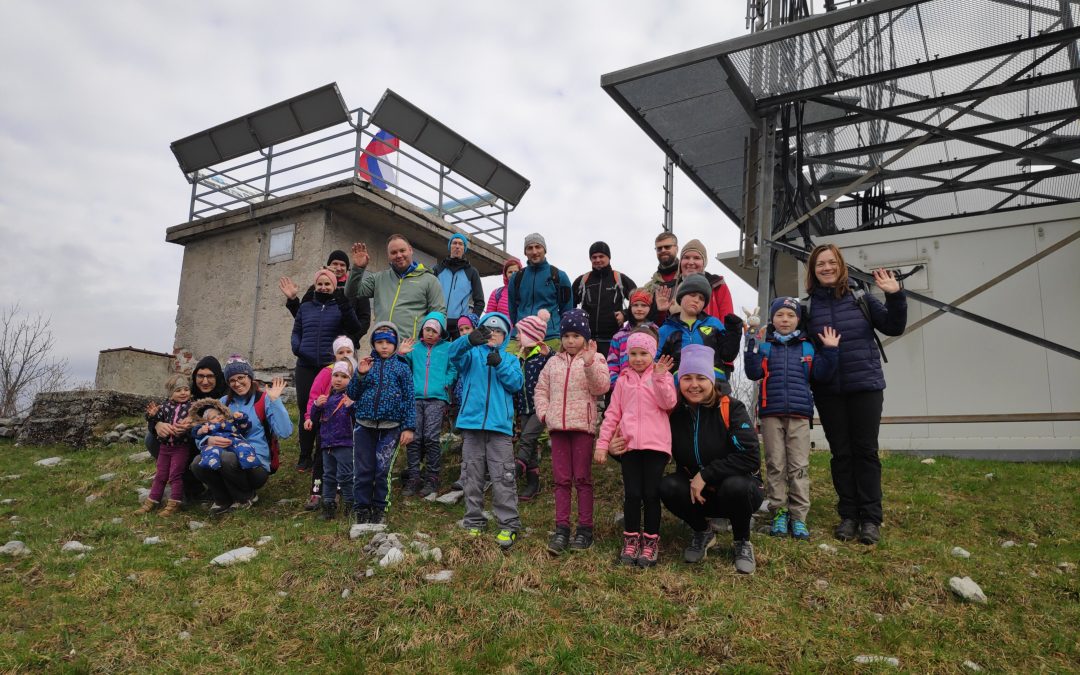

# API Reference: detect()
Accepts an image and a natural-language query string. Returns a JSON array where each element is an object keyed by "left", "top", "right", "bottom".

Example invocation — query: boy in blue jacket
[
  {"left": 347, "top": 321, "right": 416, "bottom": 525},
  {"left": 398, "top": 311, "right": 457, "bottom": 498},
  {"left": 657, "top": 274, "right": 743, "bottom": 388},
  {"left": 449, "top": 312, "right": 525, "bottom": 550},
  {"left": 744, "top": 297, "right": 839, "bottom": 540}
]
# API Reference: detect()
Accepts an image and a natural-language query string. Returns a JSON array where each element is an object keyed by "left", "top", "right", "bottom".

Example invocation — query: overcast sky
[{"left": 0, "top": 1, "right": 759, "bottom": 383}]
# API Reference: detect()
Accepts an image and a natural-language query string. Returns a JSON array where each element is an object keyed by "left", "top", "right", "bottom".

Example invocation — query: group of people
[{"left": 137, "top": 228, "right": 906, "bottom": 573}]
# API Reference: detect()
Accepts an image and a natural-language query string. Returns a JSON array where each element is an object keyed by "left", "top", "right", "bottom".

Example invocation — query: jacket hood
[
  {"left": 190, "top": 355, "right": 227, "bottom": 399},
  {"left": 478, "top": 311, "right": 512, "bottom": 353},
  {"left": 501, "top": 257, "right": 522, "bottom": 284},
  {"left": 187, "top": 397, "right": 233, "bottom": 425},
  {"left": 369, "top": 321, "right": 400, "bottom": 354},
  {"left": 419, "top": 310, "right": 449, "bottom": 339}
]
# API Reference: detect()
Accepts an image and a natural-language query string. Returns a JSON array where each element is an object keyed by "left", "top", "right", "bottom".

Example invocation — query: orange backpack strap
[{"left": 720, "top": 394, "right": 730, "bottom": 429}]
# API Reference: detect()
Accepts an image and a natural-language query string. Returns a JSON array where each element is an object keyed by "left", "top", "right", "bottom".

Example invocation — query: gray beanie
[
  {"left": 676, "top": 273, "right": 712, "bottom": 303},
  {"left": 524, "top": 233, "right": 547, "bottom": 252}
]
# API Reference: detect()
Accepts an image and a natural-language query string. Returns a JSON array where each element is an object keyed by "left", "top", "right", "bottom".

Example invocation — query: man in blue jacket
[
  {"left": 507, "top": 233, "right": 573, "bottom": 352},
  {"left": 434, "top": 233, "right": 485, "bottom": 340}
]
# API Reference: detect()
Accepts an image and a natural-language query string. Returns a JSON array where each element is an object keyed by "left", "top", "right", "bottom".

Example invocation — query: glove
[
  {"left": 468, "top": 326, "right": 492, "bottom": 346},
  {"left": 333, "top": 288, "right": 350, "bottom": 308},
  {"left": 723, "top": 313, "right": 744, "bottom": 333},
  {"left": 486, "top": 351, "right": 502, "bottom": 367}
]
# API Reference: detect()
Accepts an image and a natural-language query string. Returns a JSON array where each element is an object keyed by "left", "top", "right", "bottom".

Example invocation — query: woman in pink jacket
[
  {"left": 534, "top": 309, "right": 610, "bottom": 555},
  {"left": 596, "top": 330, "right": 677, "bottom": 567},
  {"left": 485, "top": 257, "right": 522, "bottom": 321}
]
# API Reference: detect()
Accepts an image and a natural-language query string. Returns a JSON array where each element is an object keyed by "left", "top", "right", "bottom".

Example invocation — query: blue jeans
[
  {"left": 353, "top": 425, "right": 401, "bottom": 512},
  {"left": 406, "top": 399, "right": 447, "bottom": 481},
  {"left": 322, "top": 445, "right": 354, "bottom": 506}
]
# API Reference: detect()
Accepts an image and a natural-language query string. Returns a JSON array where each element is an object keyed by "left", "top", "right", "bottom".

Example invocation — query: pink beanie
[
  {"left": 626, "top": 331, "right": 658, "bottom": 357},
  {"left": 332, "top": 360, "right": 353, "bottom": 375},
  {"left": 516, "top": 309, "right": 550, "bottom": 348},
  {"left": 332, "top": 336, "right": 353, "bottom": 355},
  {"left": 314, "top": 268, "right": 337, "bottom": 288}
]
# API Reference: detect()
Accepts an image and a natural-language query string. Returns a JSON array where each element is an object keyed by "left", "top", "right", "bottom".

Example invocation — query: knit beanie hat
[
  {"left": 626, "top": 331, "right": 658, "bottom": 357},
  {"left": 448, "top": 233, "right": 469, "bottom": 254},
  {"left": 481, "top": 313, "right": 511, "bottom": 335},
  {"left": 676, "top": 274, "right": 712, "bottom": 303},
  {"left": 458, "top": 312, "right": 479, "bottom": 330},
  {"left": 629, "top": 288, "right": 652, "bottom": 306},
  {"left": 589, "top": 241, "right": 611, "bottom": 258},
  {"left": 370, "top": 321, "right": 399, "bottom": 346},
  {"left": 326, "top": 250, "right": 350, "bottom": 271},
  {"left": 680, "top": 239, "right": 708, "bottom": 263},
  {"left": 223, "top": 354, "right": 255, "bottom": 382},
  {"left": 679, "top": 345, "right": 715, "bottom": 383},
  {"left": 314, "top": 268, "right": 337, "bottom": 288},
  {"left": 560, "top": 308, "right": 592, "bottom": 341},
  {"left": 332, "top": 360, "right": 353, "bottom": 376},
  {"left": 524, "top": 233, "right": 547, "bottom": 252},
  {"left": 769, "top": 296, "right": 802, "bottom": 321},
  {"left": 516, "top": 309, "right": 550, "bottom": 348},
  {"left": 332, "top": 335, "right": 353, "bottom": 355},
  {"left": 422, "top": 318, "right": 442, "bottom": 334}
]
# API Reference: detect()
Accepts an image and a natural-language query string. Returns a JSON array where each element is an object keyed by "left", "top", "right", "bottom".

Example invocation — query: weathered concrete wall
[
  {"left": 17, "top": 390, "right": 153, "bottom": 448},
  {"left": 95, "top": 349, "right": 175, "bottom": 397}
]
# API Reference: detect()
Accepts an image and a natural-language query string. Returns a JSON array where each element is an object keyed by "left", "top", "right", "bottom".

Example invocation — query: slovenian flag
[{"left": 357, "top": 130, "right": 399, "bottom": 189}]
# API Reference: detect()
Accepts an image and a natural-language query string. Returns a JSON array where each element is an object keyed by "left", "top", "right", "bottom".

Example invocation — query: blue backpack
[{"left": 758, "top": 339, "right": 815, "bottom": 380}]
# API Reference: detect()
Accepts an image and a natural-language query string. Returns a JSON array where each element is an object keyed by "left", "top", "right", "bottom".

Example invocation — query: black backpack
[{"left": 512, "top": 264, "right": 570, "bottom": 306}]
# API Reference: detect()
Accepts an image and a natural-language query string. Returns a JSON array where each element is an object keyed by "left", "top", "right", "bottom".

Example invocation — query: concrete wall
[{"left": 95, "top": 349, "right": 175, "bottom": 397}]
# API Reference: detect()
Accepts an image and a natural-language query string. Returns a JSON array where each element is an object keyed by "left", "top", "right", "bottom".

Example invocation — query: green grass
[{"left": 0, "top": 423, "right": 1078, "bottom": 673}]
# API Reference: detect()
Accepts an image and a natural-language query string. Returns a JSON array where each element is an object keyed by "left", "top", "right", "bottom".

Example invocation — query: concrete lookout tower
[{"left": 165, "top": 84, "right": 529, "bottom": 377}]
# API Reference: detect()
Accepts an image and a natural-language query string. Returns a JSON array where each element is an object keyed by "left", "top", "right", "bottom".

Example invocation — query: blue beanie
[
  {"left": 560, "top": 308, "right": 592, "bottom": 341},
  {"left": 223, "top": 355, "right": 255, "bottom": 382},
  {"left": 449, "top": 233, "right": 469, "bottom": 254},
  {"left": 769, "top": 296, "right": 801, "bottom": 320},
  {"left": 370, "top": 321, "right": 399, "bottom": 346}
]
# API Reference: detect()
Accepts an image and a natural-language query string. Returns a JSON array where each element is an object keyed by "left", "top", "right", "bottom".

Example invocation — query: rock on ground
[
  {"left": 854, "top": 656, "right": 899, "bottom": 667},
  {"left": 110, "top": 517, "right": 123, "bottom": 525},
  {"left": 97, "top": 473, "right": 117, "bottom": 482},
  {"left": 424, "top": 570, "right": 453, "bottom": 583},
  {"left": 84, "top": 495, "right": 100, "bottom": 505},
  {"left": 188, "top": 521, "right": 206, "bottom": 531},
  {"left": 136, "top": 488, "right": 151, "bottom": 502},
  {"left": 1058, "top": 562, "right": 1077, "bottom": 573},
  {"left": 0, "top": 498, "right": 14, "bottom": 505},
  {"left": 818, "top": 543, "right": 837, "bottom": 553},
  {"left": 814, "top": 579, "right": 829, "bottom": 590},
  {"left": 349, "top": 523, "right": 387, "bottom": 539},
  {"left": 256, "top": 536, "right": 273, "bottom": 546},
  {"left": 1, "top": 540, "right": 31, "bottom": 557},
  {"left": 340, "top": 588, "right": 351, "bottom": 599},
  {"left": 34, "top": 456, "right": 63, "bottom": 467},
  {"left": 178, "top": 631, "right": 191, "bottom": 641},
  {"left": 435, "top": 490, "right": 463, "bottom": 505},
  {"left": 379, "top": 548, "right": 405, "bottom": 568},
  {"left": 143, "top": 536, "right": 162, "bottom": 545},
  {"left": 963, "top": 661, "right": 984, "bottom": 672},
  {"left": 951, "top": 546, "right": 971, "bottom": 558},
  {"left": 920, "top": 457, "right": 936, "bottom": 464},
  {"left": 949, "top": 576, "right": 988, "bottom": 604},
  {"left": 61, "top": 541, "right": 93, "bottom": 553},
  {"left": 210, "top": 546, "right": 258, "bottom": 566},
  {"left": 128, "top": 451, "right": 152, "bottom": 463},
  {"left": 1001, "top": 540, "right": 1016, "bottom": 548}
]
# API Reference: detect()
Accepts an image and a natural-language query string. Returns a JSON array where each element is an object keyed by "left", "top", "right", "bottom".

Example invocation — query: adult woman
[
  {"left": 486, "top": 257, "right": 522, "bottom": 321},
  {"left": 190, "top": 357, "right": 292, "bottom": 514},
  {"left": 804, "top": 244, "right": 906, "bottom": 545},
  {"left": 654, "top": 239, "right": 734, "bottom": 324},
  {"left": 613, "top": 345, "right": 763, "bottom": 573},
  {"left": 292, "top": 268, "right": 363, "bottom": 470}
]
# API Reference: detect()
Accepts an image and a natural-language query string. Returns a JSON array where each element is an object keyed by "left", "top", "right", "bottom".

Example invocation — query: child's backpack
[
  {"left": 757, "top": 340, "right": 815, "bottom": 380},
  {"left": 253, "top": 392, "right": 281, "bottom": 474},
  {"left": 801, "top": 287, "right": 887, "bottom": 362}
]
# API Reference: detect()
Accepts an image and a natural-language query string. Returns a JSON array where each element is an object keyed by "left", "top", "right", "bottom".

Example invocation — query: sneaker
[
  {"left": 495, "top": 529, "right": 517, "bottom": 550},
  {"left": 683, "top": 529, "right": 716, "bottom": 564},
  {"left": 466, "top": 527, "right": 484, "bottom": 537},
  {"left": 547, "top": 526, "right": 571, "bottom": 555},
  {"left": 208, "top": 502, "right": 234, "bottom": 517},
  {"left": 367, "top": 509, "right": 385, "bottom": 526},
  {"left": 618, "top": 532, "right": 641, "bottom": 566},
  {"left": 570, "top": 527, "right": 594, "bottom": 551},
  {"left": 638, "top": 533, "right": 660, "bottom": 568},
  {"left": 401, "top": 476, "right": 422, "bottom": 498},
  {"left": 791, "top": 520, "right": 811, "bottom": 540},
  {"left": 354, "top": 507, "right": 371, "bottom": 524},
  {"left": 304, "top": 494, "right": 321, "bottom": 511},
  {"left": 770, "top": 509, "right": 790, "bottom": 538},
  {"left": 834, "top": 518, "right": 858, "bottom": 542},
  {"left": 733, "top": 540, "right": 756, "bottom": 574},
  {"left": 858, "top": 521, "right": 880, "bottom": 545}
]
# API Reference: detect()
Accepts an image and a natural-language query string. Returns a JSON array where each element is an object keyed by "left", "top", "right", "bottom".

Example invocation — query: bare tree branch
[{"left": 0, "top": 304, "right": 70, "bottom": 417}]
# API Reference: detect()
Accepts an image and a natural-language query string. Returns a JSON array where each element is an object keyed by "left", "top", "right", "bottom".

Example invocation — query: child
[
  {"left": 607, "top": 289, "right": 659, "bottom": 385},
  {"left": 448, "top": 312, "right": 524, "bottom": 550},
  {"left": 192, "top": 401, "right": 260, "bottom": 470},
  {"left": 657, "top": 274, "right": 743, "bottom": 387},
  {"left": 398, "top": 311, "right": 457, "bottom": 498},
  {"left": 534, "top": 308, "right": 611, "bottom": 554},
  {"left": 512, "top": 309, "right": 554, "bottom": 501},
  {"left": 310, "top": 360, "right": 357, "bottom": 520},
  {"left": 347, "top": 321, "right": 416, "bottom": 525},
  {"left": 136, "top": 375, "right": 194, "bottom": 516},
  {"left": 596, "top": 331, "right": 677, "bottom": 567},
  {"left": 449, "top": 312, "right": 478, "bottom": 492},
  {"left": 744, "top": 297, "right": 839, "bottom": 540},
  {"left": 303, "top": 335, "right": 357, "bottom": 510}
]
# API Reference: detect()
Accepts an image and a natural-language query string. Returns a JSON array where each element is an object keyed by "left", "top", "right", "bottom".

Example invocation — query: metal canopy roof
[{"left": 602, "top": 0, "right": 1080, "bottom": 233}]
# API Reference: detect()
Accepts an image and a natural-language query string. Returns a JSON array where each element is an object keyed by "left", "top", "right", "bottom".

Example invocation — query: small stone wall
[{"left": 16, "top": 390, "right": 153, "bottom": 448}]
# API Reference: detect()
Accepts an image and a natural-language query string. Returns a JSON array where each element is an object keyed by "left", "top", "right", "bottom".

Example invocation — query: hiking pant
[
  {"left": 515, "top": 414, "right": 545, "bottom": 471},
  {"left": 190, "top": 451, "right": 269, "bottom": 507},
  {"left": 147, "top": 432, "right": 205, "bottom": 502},
  {"left": 294, "top": 362, "right": 319, "bottom": 464},
  {"left": 352, "top": 425, "right": 401, "bottom": 512},
  {"left": 461, "top": 430, "right": 521, "bottom": 531},
  {"left": 550, "top": 430, "right": 595, "bottom": 530},
  {"left": 620, "top": 450, "right": 669, "bottom": 535},
  {"left": 149, "top": 442, "right": 188, "bottom": 502},
  {"left": 814, "top": 390, "right": 884, "bottom": 525},
  {"left": 321, "top": 445, "right": 353, "bottom": 507},
  {"left": 406, "top": 399, "right": 446, "bottom": 482},
  {"left": 659, "top": 471, "right": 763, "bottom": 541},
  {"left": 760, "top": 416, "right": 812, "bottom": 522}
]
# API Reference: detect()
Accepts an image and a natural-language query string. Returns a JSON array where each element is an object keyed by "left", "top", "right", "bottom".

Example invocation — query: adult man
[
  {"left": 507, "top": 233, "right": 573, "bottom": 350},
  {"left": 345, "top": 235, "right": 446, "bottom": 339},
  {"left": 278, "top": 250, "right": 372, "bottom": 345},
  {"left": 571, "top": 241, "right": 636, "bottom": 356},
  {"left": 433, "top": 233, "right": 485, "bottom": 339},
  {"left": 643, "top": 232, "right": 681, "bottom": 323},
  {"left": 654, "top": 239, "right": 734, "bottom": 324}
]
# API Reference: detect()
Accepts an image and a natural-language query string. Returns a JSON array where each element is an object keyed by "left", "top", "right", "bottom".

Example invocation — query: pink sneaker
[
  {"left": 618, "top": 532, "right": 641, "bottom": 566},
  {"left": 638, "top": 533, "right": 660, "bottom": 568}
]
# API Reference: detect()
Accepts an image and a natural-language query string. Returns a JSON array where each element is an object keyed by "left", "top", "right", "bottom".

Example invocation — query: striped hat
[{"left": 516, "top": 309, "right": 550, "bottom": 348}]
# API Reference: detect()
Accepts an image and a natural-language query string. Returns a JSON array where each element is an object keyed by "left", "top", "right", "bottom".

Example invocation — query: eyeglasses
[
  {"left": 655, "top": 244, "right": 676, "bottom": 251},
  {"left": 195, "top": 374, "right": 215, "bottom": 380}
]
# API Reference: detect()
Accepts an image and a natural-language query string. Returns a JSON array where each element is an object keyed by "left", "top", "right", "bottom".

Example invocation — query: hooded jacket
[
  {"left": 402, "top": 311, "right": 457, "bottom": 403},
  {"left": 534, "top": 349, "right": 611, "bottom": 434},
  {"left": 311, "top": 390, "right": 355, "bottom": 449},
  {"left": 448, "top": 312, "right": 523, "bottom": 436},
  {"left": 606, "top": 320, "right": 659, "bottom": 384},
  {"left": 347, "top": 335, "right": 417, "bottom": 430},
  {"left": 513, "top": 344, "right": 554, "bottom": 418},
  {"left": 434, "top": 251, "right": 485, "bottom": 321},
  {"left": 670, "top": 397, "right": 761, "bottom": 485},
  {"left": 596, "top": 366, "right": 677, "bottom": 454},
  {"left": 657, "top": 312, "right": 742, "bottom": 381},
  {"left": 345, "top": 262, "right": 446, "bottom": 339},
  {"left": 507, "top": 258, "right": 573, "bottom": 340},
  {"left": 744, "top": 333, "right": 838, "bottom": 418},
  {"left": 486, "top": 257, "right": 521, "bottom": 319},
  {"left": 189, "top": 355, "right": 227, "bottom": 399},
  {"left": 219, "top": 388, "right": 293, "bottom": 472},
  {"left": 291, "top": 290, "right": 363, "bottom": 368},
  {"left": 572, "top": 266, "right": 637, "bottom": 343}
]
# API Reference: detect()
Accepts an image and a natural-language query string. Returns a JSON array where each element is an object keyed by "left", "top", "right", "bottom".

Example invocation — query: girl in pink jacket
[
  {"left": 596, "top": 330, "right": 677, "bottom": 567},
  {"left": 534, "top": 309, "right": 610, "bottom": 555}
]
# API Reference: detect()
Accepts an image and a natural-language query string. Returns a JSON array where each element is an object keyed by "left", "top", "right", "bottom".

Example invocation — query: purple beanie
[{"left": 678, "top": 345, "right": 715, "bottom": 383}]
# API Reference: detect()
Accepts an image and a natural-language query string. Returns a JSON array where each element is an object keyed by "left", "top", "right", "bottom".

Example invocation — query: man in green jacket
[{"left": 346, "top": 234, "right": 447, "bottom": 340}]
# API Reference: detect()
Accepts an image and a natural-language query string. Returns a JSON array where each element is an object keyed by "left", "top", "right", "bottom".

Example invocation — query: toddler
[
  {"left": 136, "top": 374, "right": 194, "bottom": 516},
  {"left": 310, "top": 360, "right": 357, "bottom": 520},
  {"left": 513, "top": 309, "right": 554, "bottom": 501},
  {"left": 607, "top": 289, "right": 659, "bottom": 385},
  {"left": 303, "top": 335, "right": 356, "bottom": 510},
  {"left": 192, "top": 401, "right": 259, "bottom": 470}
]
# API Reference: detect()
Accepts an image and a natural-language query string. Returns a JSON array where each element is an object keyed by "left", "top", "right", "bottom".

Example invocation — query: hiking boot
[
  {"left": 320, "top": 501, "right": 336, "bottom": 521},
  {"left": 159, "top": 499, "right": 182, "bottom": 517},
  {"left": 402, "top": 476, "right": 422, "bottom": 498},
  {"left": 420, "top": 475, "right": 439, "bottom": 499},
  {"left": 834, "top": 518, "right": 858, "bottom": 542},
  {"left": 733, "top": 540, "right": 756, "bottom": 574},
  {"left": 547, "top": 526, "right": 571, "bottom": 555},
  {"left": 304, "top": 494, "right": 321, "bottom": 511},
  {"left": 354, "top": 506, "right": 371, "bottom": 524},
  {"left": 570, "top": 527, "right": 594, "bottom": 551},
  {"left": 208, "top": 502, "right": 234, "bottom": 517},
  {"left": 296, "top": 455, "right": 311, "bottom": 472},
  {"left": 450, "top": 481, "right": 463, "bottom": 492},
  {"left": 495, "top": 529, "right": 517, "bottom": 550},
  {"left": 519, "top": 469, "right": 541, "bottom": 501},
  {"left": 770, "top": 509, "right": 790, "bottom": 538},
  {"left": 683, "top": 529, "right": 716, "bottom": 564},
  {"left": 618, "top": 532, "right": 641, "bottom": 566},
  {"left": 367, "top": 509, "right": 385, "bottom": 526},
  {"left": 638, "top": 533, "right": 660, "bottom": 568},
  {"left": 515, "top": 459, "right": 527, "bottom": 480},
  {"left": 858, "top": 522, "right": 881, "bottom": 545},
  {"left": 791, "top": 520, "right": 811, "bottom": 541},
  {"left": 133, "top": 498, "right": 159, "bottom": 515}
]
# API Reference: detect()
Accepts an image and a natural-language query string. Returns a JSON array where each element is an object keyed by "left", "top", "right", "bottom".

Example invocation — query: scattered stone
[
  {"left": 143, "top": 537, "right": 162, "bottom": 545},
  {"left": 210, "top": 546, "right": 258, "bottom": 566},
  {"left": 120, "top": 432, "right": 142, "bottom": 444},
  {"left": 128, "top": 451, "right": 152, "bottom": 463},
  {"left": 757, "top": 499, "right": 770, "bottom": 513},
  {"left": 873, "top": 613, "right": 884, "bottom": 623},
  {"left": 920, "top": 457, "right": 936, "bottom": 464},
  {"left": 340, "top": 588, "right": 351, "bottom": 599},
  {"left": 0, "top": 498, "right": 14, "bottom": 505},
  {"left": 413, "top": 532, "right": 430, "bottom": 540},
  {"left": 410, "top": 540, "right": 430, "bottom": 553},
  {"left": 188, "top": 521, "right": 206, "bottom": 531},
  {"left": 1058, "top": 562, "right": 1076, "bottom": 573},
  {"left": 110, "top": 517, "right": 123, "bottom": 525},
  {"left": 420, "top": 547, "right": 443, "bottom": 563},
  {"left": 103, "top": 432, "right": 121, "bottom": 444},
  {"left": 256, "top": 536, "right": 273, "bottom": 546},
  {"left": 113, "top": 423, "right": 127, "bottom": 432},
  {"left": 349, "top": 523, "right": 387, "bottom": 539},
  {"left": 366, "top": 568, "right": 374, "bottom": 577},
  {"left": 61, "top": 541, "right": 93, "bottom": 553},
  {"left": 136, "top": 488, "right": 151, "bottom": 502},
  {"left": 97, "top": 473, "right": 117, "bottom": 482},
  {"left": 74, "top": 553, "right": 85, "bottom": 560},
  {"left": 423, "top": 492, "right": 438, "bottom": 502},
  {"left": 126, "top": 574, "right": 138, "bottom": 582},
  {"left": 814, "top": 579, "right": 829, "bottom": 590},
  {"left": 1, "top": 540, "right": 31, "bottom": 557},
  {"left": 178, "top": 631, "right": 191, "bottom": 641},
  {"left": 963, "top": 660, "right": 984, "bottom": 672},
  {"left": 854, "top": 656, "right": 899, "bottom": 667},
  {"left": 379, "top": 548, "right": 404, "bottom": 567},
  {"left": 9, "top": 515, "right": 20, "bottom": 522},
  {"left": 984, "top": 473, "right": 995, "bottom": 480},
  {"left": 84, "top": 495, "right": 99, "bottom": 505},
  {"left": 1055, "top": 568, "right": 1064, "bottom": 575},
  {"left": 277, "top": 591, "right": 288, "bottom": 597},
  {"left": 951, "top": 546, "right": 971, "bottom": 559},
  {"left": 424, "top": 570, "right": 453, "bottom": 583},
  {"left": 435, "top": 490, "right": 463, "bottom": 505},
  {"left": 1028, "top": 542, "right": 1037, "bottom": 548},
  {"left": 1029, "top": 570, "right": 1039, "bottom": 578},
  {"left": 818, "top": 543, "right": 837, "bottom": 553},
  {"left": 0, "top": 475, "right": 20, "bottom": 481},
  {"left": 276, "top": 498, "right": 297, "bottom": 505},
  {"left": 1001, "top": 540, "right": 1016, "bottom": 548},
  {"left": 34, "top": 456, "right": 63, "bottom": 467},
  {"left": 173, "top": 558, "right": 188, "bottom": 566},
  {"left": 949, "top": 576, "right": 987, "bottom": 604}
]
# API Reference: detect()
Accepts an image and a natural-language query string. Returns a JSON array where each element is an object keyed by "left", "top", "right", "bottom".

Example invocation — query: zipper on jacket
[
  {"left": 691, "top": 408, "right": 704, "bottom": 471},
  {"left": 389, "top": 276, "right": 404, "bottom": 324},
  {"left": 480, "top": 352, "right": 494, "bottom": 429},
  {"left": 372, "top": 358, "right": 385, "bottom": 422},
  {"left": 561, "top": 353, "right": 573, "bottom": 429},
  {"left": 447, "top": 271, "right": 461, "bottom": 317}
]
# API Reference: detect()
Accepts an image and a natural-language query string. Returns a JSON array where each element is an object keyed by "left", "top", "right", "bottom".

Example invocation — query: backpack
[
  {"left": 757, "top": 340, "right": 815, "bottom": 380},
  {"left": 579, "top": 269, "right": 625, "bottom": 310},
  {"left": 802, "top": 288, "right": 887, "bottom": 363},
  {"left": 513, "top": 263, "right": 570, "bottom": 306},
  {"left": 253, "top": 392, "right": 281, "bottom": 474}
]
